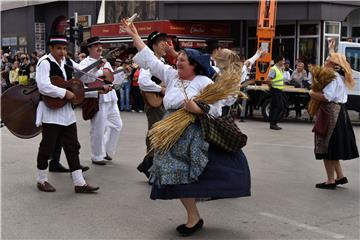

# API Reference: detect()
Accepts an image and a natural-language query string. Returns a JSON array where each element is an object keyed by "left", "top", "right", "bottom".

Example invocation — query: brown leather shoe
[
  {"left": 92, "top": 160, "right": 107, "bottom": 165},
  {"left": 37, "top": 181, "right": 56, "bottom": 192},
  {"left": 74, "top": 184, "right": 99, "bottom": 193}
]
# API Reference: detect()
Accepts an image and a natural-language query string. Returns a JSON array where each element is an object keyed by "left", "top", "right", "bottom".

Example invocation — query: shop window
[
  {"left": 272, "top": 38, "right": 294, "bottom": 66},
  {"left": 325, "top": 22, "right": 340, "bottom": 34},
  {"left": 299, "top": 38, "right": 318, "bottom": 65},
  {"left": 352, "top": 27, "right": 360, "bottom": 37},
  {"left": 248, "top": 26, "right": 257, "bottom": 38},
  {"left": 275, "top": 24, "right": 295, "bottom": 36},
  {"left": 341, "top": 26, "right": 348, "bottom": 38},
  {"left": 300, "top": 24, "right": 319, "bottom": 35},
  {"left": 247, "top": 39, "right": 257, "bottom": 58}
]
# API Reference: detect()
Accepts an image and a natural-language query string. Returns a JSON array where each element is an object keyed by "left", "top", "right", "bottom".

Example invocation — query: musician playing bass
[
  {"left": 79, "top": 36, "right": 122, "bottom": 165},
  {"left": 35, "top": 34, "right": 99, "bottom": 193}
]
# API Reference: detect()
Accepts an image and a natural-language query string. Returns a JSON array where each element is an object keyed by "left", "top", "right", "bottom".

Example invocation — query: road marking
[
  {"left": 260, "top": 212, "right": 345, "bottom": 239},
  {"left": 253, "top": 142, "right": 314, "bottom": 149}
]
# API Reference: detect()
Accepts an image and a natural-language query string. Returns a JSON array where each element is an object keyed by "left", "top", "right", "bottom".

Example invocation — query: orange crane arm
[{"left": 255, "top": 0, "right": 277, "bottom": 82}]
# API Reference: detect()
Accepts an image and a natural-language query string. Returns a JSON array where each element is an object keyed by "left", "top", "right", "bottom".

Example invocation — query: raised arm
[
  {"left": 121, "top": 19, "right": 177, "bottom": 86},
  {"left": 120, "top": 19, "right": 146, "bottom": 52}
]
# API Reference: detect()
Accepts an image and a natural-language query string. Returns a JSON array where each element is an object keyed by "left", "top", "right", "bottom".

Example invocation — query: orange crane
[{"left": 255, "top": 0, "right": 277, "bottom": 82}]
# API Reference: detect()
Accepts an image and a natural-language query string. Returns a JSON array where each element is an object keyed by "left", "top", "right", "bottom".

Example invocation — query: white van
[{"left": 338, "top": 41, "right": 360, "bottom": 112}]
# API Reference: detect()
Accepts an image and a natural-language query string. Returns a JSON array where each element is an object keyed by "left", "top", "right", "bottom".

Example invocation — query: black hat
[
  {"left": 183, "top": 48, "right": 217, "bottom": 79},
  {"left": 205, "top": 38, "right": 219, "bottom": 53},
  {"left": 147, "top": 31, "right": 168, "bottom": 50},
  {"left": 47, "top": 34, "right": 68, "bottom": 46},
  {"left": 87, "top": 36, "right": 101, "bottom": 47}
]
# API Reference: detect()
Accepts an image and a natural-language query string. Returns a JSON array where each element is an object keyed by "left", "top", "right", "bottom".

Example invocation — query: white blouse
[
  {"left": 133, "top": 46, "right": 222, "bottom": 116},
  {"left": 323, "top": 72, "right": 348, "bottom": 103},
  {"left": 35, "top": 54, "right": 76, "bottom": 127}
]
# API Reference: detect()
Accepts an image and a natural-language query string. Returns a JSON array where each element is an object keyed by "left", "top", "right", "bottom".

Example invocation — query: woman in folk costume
[
  {"left": 121, "top": 19, "right": 250, "bottom": 236},
  {"left": 309, "top": 52, "right": 359, "bottom": 190}
]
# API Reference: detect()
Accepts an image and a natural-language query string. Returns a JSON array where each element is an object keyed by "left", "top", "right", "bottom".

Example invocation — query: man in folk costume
[
  {"left": 35, "top": 34, "right": 99, "bottom": 193},
  {"left": 204, "top": 38, "right": 220, "bottom": 73},
  {"left": 79, "top": 37, "right": 123, "bottom": 165},
  {"left": 136, "top": 31, "right": 169, "bottom": 178}
]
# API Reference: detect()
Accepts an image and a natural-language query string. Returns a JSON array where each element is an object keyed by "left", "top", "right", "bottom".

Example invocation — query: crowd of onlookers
[
  {"left": 283, "top": 58, "right": 313, "bottom": 89},
  {"left": 1, "top": 50, "right": 42, "bottom": 92}
]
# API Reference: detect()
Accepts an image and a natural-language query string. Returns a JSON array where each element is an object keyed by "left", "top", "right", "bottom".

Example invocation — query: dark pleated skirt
[
  {"left": 150, "top": 144, "right": 251, "bottom": 200},
  {"left": 316, "top": 105, "right": 359, "bottom": 160}
]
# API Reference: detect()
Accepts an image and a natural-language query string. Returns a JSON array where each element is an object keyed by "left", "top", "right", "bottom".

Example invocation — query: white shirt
[
  {"left": 139, "top": 68, "right": 162, "bottom": 92},
  {"left": 323, "top": 72, "right": 348, "bottom": 103},
  {"left": 79, "top": 56, "right": 117, "bottom": 103},
  {"left": 240, "top": 51, "right": 261, "bottom": 83},
  {"left": 113, "top": 69, "right": 128, "bottom": 86},
  {"left": 133, "top": 46, "right": 222, "bottom": 116},
  {"left": 35, "top": 53, "right": 76, "bottom": 127},
  {"left": 283, "top": 71, "right": 291, "bottom": 83}
]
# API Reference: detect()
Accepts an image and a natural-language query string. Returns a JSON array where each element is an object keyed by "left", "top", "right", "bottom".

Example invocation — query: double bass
[
  {"left": 0, "top": 76, "right": 107, "bottom": 138},
  {"left": 1, "top": 83, "right": 41, "bottom": 138}
]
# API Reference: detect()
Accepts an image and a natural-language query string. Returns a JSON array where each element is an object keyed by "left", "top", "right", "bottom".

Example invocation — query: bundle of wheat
[
  {"left": 308, "top": 66, "right": 336, "bottom": 117},
  {"left": 149, "top": 67, "right": 244, "bottom": 154}
]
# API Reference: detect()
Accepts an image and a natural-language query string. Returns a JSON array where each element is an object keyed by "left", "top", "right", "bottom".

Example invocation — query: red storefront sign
[{"left": 91, "top": 20, "right": 231, "bottom": 38}]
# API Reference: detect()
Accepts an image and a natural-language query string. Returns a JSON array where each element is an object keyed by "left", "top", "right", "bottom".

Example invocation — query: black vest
[
  {"left": 151, "top": 76, "right": 162, "bottom": 85},
  {"left": 44, "top": 57, "right": 73, "bottom": 80}
]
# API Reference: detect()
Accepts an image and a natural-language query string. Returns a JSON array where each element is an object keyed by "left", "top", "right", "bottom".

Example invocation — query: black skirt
[
  {"left": 150, "top": 144, "right": 251, "bottom": 200},
  {"left": 316, "top": 105, "right": 359, "bottom": 160}
]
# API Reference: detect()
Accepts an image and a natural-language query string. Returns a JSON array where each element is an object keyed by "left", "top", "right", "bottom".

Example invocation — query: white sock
[
  {"left": 71, "top": 169, "right": 86, "bottom": 186},
  {"left": 36, "top": 169, "right": 48, "bottom": 184}
]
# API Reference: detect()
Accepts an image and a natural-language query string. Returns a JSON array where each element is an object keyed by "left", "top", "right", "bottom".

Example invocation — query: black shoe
[
  {"left": 239, "top": 118, "right": 245, "bottom": 122},
  {"left": 74, "top": 184, "right": 99, "bottom": 193},
  {"left": 137, "top": 157, "right": 153, "bottom": 179},
  {"left": 104, "top": 154, "right": 112, "bottom": 161},
  {"left": 176, "top": 219, "right": 204, "bottom": 237},
  {"left": 92, "top": 160, "right": 107, "bottom": 165},
  {"left": 137, "top": 164, "right": 150, "bottom": 179},
  {"left": 270, "top": 124, "right": 282, "bottom": 130},
  {"left": 335, "top": 177, "right": 348, "bottom": 185},
  {"left": 80, "top": 165, "right": 90, "bottom": 172},
  {"left": 49, "top": 163, "right": 70, "bottom": 172},
  {"left": 315, "top": 182, "right": 336, "bottom": 190}
]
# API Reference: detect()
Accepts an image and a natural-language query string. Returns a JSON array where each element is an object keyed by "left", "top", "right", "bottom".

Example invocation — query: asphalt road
[{"left": 1, "top": 109, "right": 359, "bottom": 239}]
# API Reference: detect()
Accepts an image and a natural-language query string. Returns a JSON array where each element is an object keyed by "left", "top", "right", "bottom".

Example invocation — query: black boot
[
  {"left": 270, "top": 124, "right": 282, "bottom": 130},
  {"left": 137, "top": 156, "right": 153, "bottom": 179}
]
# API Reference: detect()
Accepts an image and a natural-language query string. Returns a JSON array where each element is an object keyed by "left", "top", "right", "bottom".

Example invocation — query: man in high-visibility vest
[{"left": 266, "top": 56, "right": 285, "bottom": 130}]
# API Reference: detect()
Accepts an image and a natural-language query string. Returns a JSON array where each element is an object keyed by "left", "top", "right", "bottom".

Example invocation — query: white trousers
[{"left": 90, "top": 101, "right": 122, "bottom": 161}]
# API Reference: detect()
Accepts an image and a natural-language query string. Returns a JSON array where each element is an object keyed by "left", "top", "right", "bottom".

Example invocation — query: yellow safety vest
[{"left": 271, "top": 65, "right": 284, "bottom": 90}]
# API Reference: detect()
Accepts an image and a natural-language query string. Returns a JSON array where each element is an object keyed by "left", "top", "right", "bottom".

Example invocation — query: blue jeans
[{"left": 119, "top": 81, "right": 131, "bottom": 111}]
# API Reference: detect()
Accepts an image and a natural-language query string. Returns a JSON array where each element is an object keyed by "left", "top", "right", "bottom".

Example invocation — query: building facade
[
  {"left": 158, "top": 1, "right": 360, "bottom": 66},
  {"left": 1, "top": 1, "right": 359, "bottom": 67},
  {"left": 1, "top": 1, "right": 101, "bottom": 55}
]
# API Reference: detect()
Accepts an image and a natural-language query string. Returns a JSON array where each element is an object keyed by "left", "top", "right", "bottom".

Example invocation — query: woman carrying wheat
[
  {"left": 121, "top": 19, "right": 250, "bottom": 236},
  {"left": 309, "top": 39, "right": 358, "bottom": 190}
]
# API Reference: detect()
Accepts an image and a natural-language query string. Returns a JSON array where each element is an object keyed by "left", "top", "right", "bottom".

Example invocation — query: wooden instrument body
[{"left": 42, "top": 76, "right": 85, "bottom": 109}]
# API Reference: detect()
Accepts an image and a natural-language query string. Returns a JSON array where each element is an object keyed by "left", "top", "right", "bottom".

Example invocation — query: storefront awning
[{"left": 91, "top": 20, "right": 232, "bottom": 38}]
